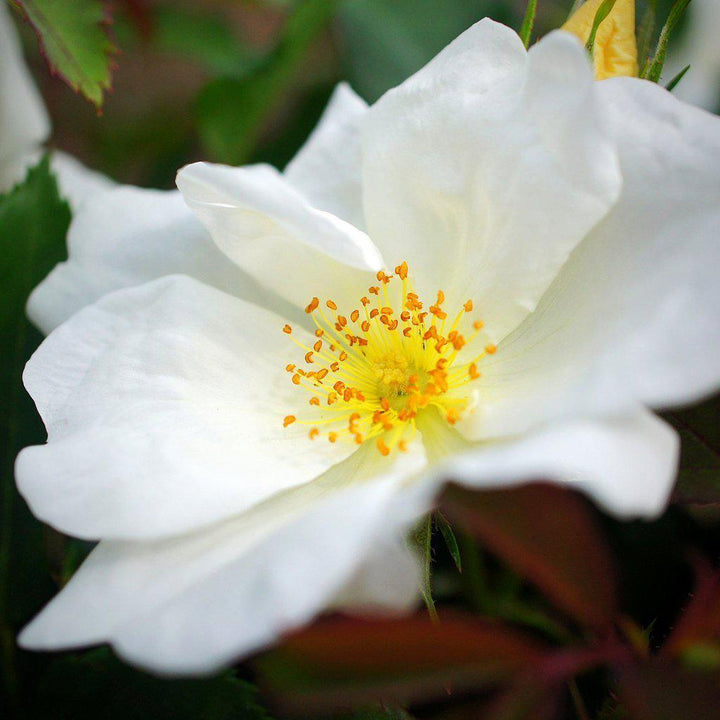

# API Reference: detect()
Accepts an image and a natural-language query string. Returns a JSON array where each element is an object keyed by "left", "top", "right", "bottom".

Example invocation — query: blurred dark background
[{"left": 15, "top": 0, "right": 681, "bottom": 188}]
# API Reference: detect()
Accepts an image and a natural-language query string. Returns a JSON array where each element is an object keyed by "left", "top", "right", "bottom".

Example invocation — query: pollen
[{"left": 281, "top": 262, "right": 495, "bottom": 455}]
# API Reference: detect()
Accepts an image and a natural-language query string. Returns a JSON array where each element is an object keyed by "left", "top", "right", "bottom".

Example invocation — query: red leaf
[
  {"left": 257, "top": 613, "right": 546, "bottom": 713},
  {"left": 619, "top": 663, "right": 720, "bottom": 720},
  {"left": 663, "top": 559, "right": 720, "bottom": 658},
  {"left": 439, "top": 483, "right": 619, "bottom": 630}
]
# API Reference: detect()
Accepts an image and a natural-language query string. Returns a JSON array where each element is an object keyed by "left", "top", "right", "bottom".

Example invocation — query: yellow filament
[{"left": 281, "top": 263, "right": 495, "bottom": 454}]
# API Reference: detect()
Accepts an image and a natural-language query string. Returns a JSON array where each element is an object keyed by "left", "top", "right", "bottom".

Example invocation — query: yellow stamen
[{"left": 281, "top": 263, "right": 495, "bottom": 454}]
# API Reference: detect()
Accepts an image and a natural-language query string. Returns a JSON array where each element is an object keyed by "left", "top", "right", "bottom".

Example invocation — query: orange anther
[
  {"left": 485, "top": 343, "right": 497, "bottom": 354},
  {"left": 333, "top": 381, "right": 346, "bottom": 393},
  {"left": 370, "top": 308, "right": 379, "bottom": 319},
  {"left": 326, "top": 300, "right": 337, "bottom": 310},
  {"left": 283, "top": 415, "right": 296, "bottom": 427},
  {"left": 403, "top": 327, "right": 412, "bottom": 337},
  {"left": 309, "top": 428, "right": 319, "bottom": 440},
  {"left": 283, "top": 324, "right": 292, "bottom": 334},
  {"left": 361, "top": 320, "right": 370, "bottom": 333},
  {"left": 328, "top": 432, "right": 338, "bottom": 443},
  {"left": 343, "top": 388, "right": 353, "bottom": 402},
  {"left": 380, "top": 397, "right": 390, "bottom": 411},
  {"left": 305, "top": 297, "right": 319, "bottom": 313},
  {"left": 292, "top": 374, "right": 301, "bottom": 385},
  {"left": 377, "top": 438, "right": 390, "bottom": 456},
  {"left": 369, "top": 286, "right": 380, "bottom": 295},
  {"left": 310, "top": 397, "right": 320, "bottom": 406},
  {"left": 305, "top": 351, "right": 314, "bottom": 364},
  {"left": 330, "top": 362, "right": 340, "bottom": 372},
  {"left": 313, "top": 340, "right": 322, "bottom": 352},
  {"left": 395, "top": 261, "right": 408, "bottom": 280},
  {"left": 286, "top": 363, "right": 295, "bottom": 372},
  {"left": 473, "top": 320, "right": 484, "bottom": 330},
  {"left": 337, "top": 315, "right": 347, "bottom": 327},
  {"left": 469, "top": 363, "right": 480, "bottom": 380},
  {"left": 351, "top": 309, "right": 360, "bottom": 323},
  {"left": 381, "top": 307, "right": 393, "bottom": 315},
  {"left": 464, "top": 300, "right": 473, "bottom": 312},
  {"left": 398, "top": 440, "right": 408, "bottom": 452},
  {"left": 361, "top": 296, "right": 370, "bottom": 306},
  {"left": 316, "top": 368, "right": 329, "bottom": 380},
  {"left": 339, "top": 351, "right": 348, "bottom": 361},
  {"left": 315, "top": 328, "right": 324, "bottom": 337}
]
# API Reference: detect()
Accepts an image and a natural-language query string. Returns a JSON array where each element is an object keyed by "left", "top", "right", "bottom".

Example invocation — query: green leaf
[
  {"left": 641, "top": 0, "right": 692, "bottom": 83},
  {"left": 586, "top": 0, "right": 618, "bottom": 55},
  {"left": 12, "top": 0, "right": 115, "bottom": 108},
  {"left": 439, "top": 483, "right": 619, "bottom": 631},
  {"left": 435, "top": 512, "right": 462, "bottom": 573},
  {"left": 519, "top": 0, "right": 538, "bottom": 49},
  {"left": 337, "top": 0, "right": 519, "bottom": 103},
  {"left": 413, "top": 515, "right": 438, "bottom": 620},
  {"left": 31, "top": 648, "right": 274, "bottom": 720},
  {"left": 665, "top": 63, "right": 690, "bottom": 91},
  {"left": 0, "top": 156, "right": 70, "bottom": 710},
  {"left": 195, "top": 0, "right": 338, "bottom": 165},
  {"left": 152, "top": 6, "right": 260, "bottom": 76}
]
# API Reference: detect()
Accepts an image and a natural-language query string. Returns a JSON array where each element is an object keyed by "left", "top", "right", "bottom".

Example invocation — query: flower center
[{"left": 281, "top": 262, "right": 495, "bottom": 455}]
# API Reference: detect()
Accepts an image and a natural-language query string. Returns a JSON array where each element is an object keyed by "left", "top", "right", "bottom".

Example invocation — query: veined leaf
[{"left": 12, "top": 0, "right": 115, "bottom": 108}]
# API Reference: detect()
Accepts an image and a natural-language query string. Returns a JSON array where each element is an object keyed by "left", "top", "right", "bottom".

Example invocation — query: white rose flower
[
  {"left": 0, "top": 2, "right": 111, "bottom": 201},
  {"left": 15, "top": 20, "right": 720, "bottom": 674}
]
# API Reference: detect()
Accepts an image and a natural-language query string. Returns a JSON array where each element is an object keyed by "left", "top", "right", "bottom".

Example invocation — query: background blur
[{"left": 16, "top": 0, "right": 690, "bottom": 188}]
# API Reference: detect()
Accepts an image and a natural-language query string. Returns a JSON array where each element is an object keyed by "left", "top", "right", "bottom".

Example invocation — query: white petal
[
  {"left": 284, "top": 83, "right": 368, "bottom": 230},
  {"left": 362, "top": 22, "right": 621, "bottom": 342},
  {"left": 50, "top": 150, "right": 115, "bottom": 210},
  {"left": 466, "top": 79, "right": 720, "bottom": 438},
  {"left": 19, "top": 442, "right": 428, "bottom": 675},
  {"left": 17, "top": 276, "right": 352, "bottom": 541},
  {"left": 0, "top": 3, "right": 50, "bottom": 191},
  {"left": 27, "top": 185, "right": 297, "bottom": 335},
  {"left": 177, "top": 161, "right": 382, "bottom": 310},
  {"left": 430, "top": 411, "right": 679, "bottom": 519}
]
